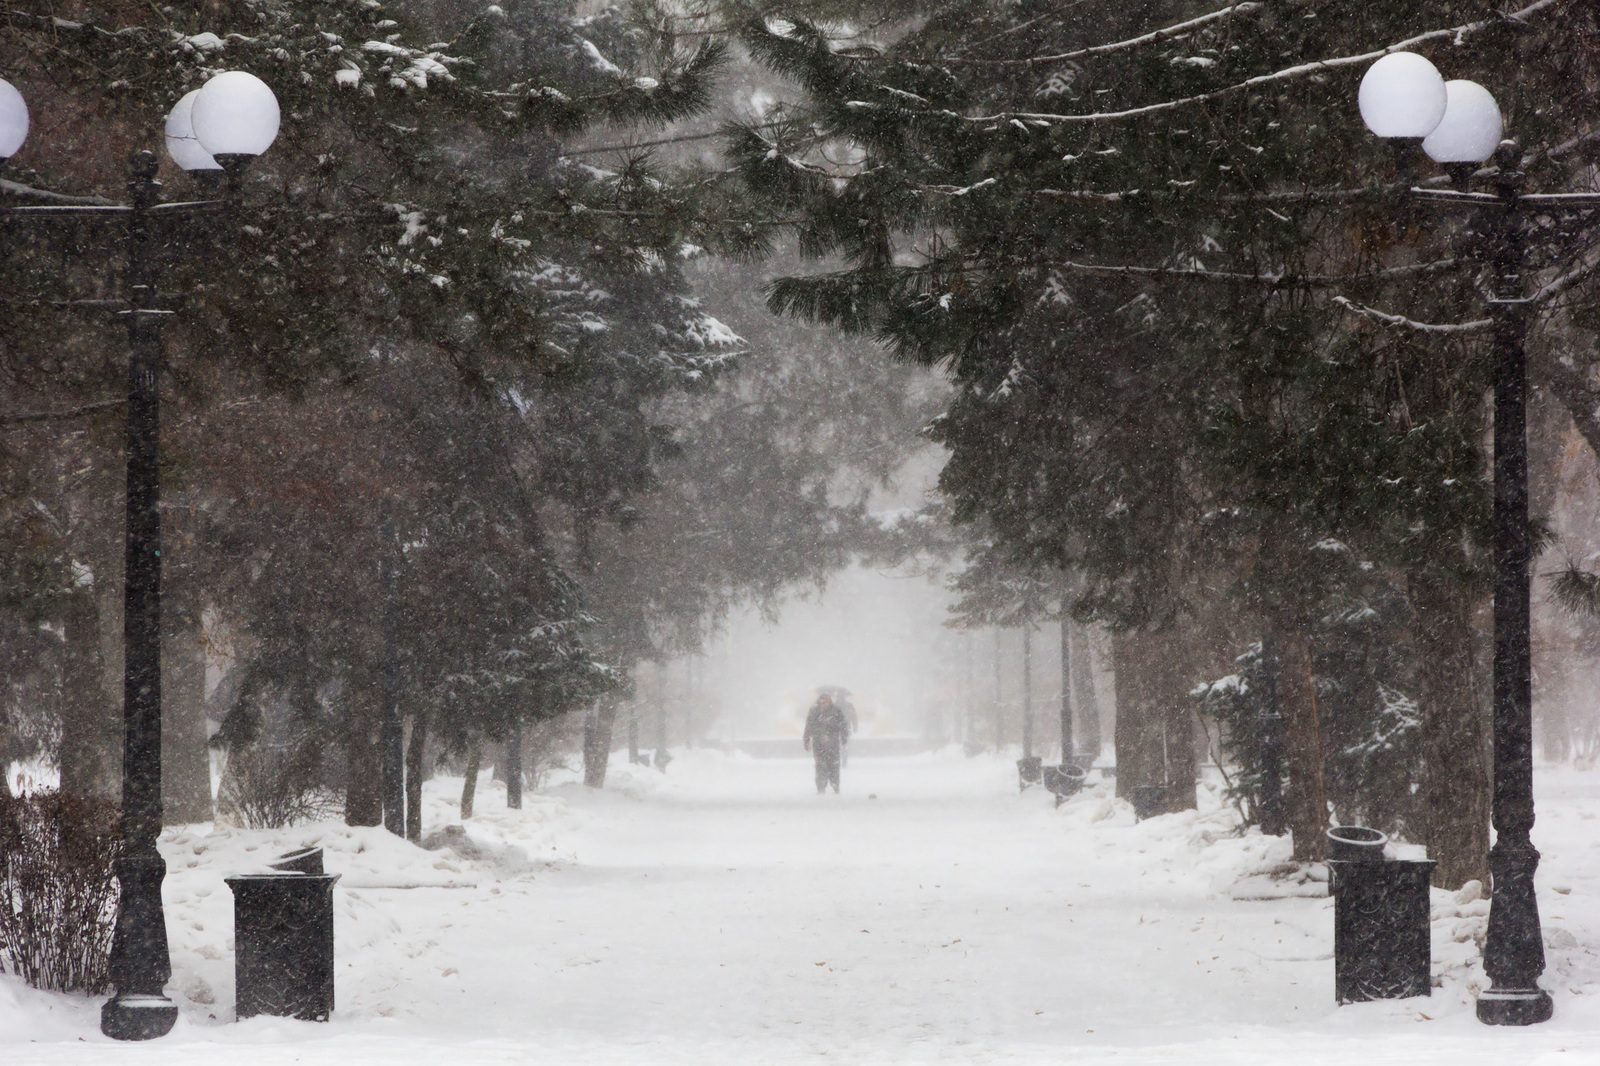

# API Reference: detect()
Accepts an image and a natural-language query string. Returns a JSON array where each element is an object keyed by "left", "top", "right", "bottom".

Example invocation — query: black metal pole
[
  {"left": 101, "top": 150, "right": 178, "bottom": 1042},
  {"left": 1477, "top": 147, "right": 1552, "bottom": 1026}
]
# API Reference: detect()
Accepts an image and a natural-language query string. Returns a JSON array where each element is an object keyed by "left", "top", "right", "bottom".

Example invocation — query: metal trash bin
[
  {"left": 1130, "top": 784, "right": 1168, "bottom": 820},
  {"left": 1327, "top": 827, "right": 1434, "bottom": 1003},
  {"left": 225, "top": 847, "right": 340, "bottom": 1021}
]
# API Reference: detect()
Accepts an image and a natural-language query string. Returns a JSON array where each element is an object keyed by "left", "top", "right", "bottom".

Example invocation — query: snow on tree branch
[
  {"left": 946, "top": 2, "right": 1264, "bottom": 67},
  {"left": 1330, "top": 296, "right": 1491, "bottom": 334},
  {"left": 951, "top": 0, "right": 1563, "bottom": 126},
  {"left": 1535, "top": 253, "right": 1600, "bottom": 304},
  {"left": 1045, "top": 257, "right": 1458, "bottom": 288}
]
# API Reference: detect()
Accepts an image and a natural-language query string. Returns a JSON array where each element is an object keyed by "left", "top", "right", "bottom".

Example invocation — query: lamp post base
[
  {"left": 1476, "top": 986, "right": 1553, "bottom": 1026},
  {"left": 100, "top": 994, "right": 178, "bottom": 1041}
]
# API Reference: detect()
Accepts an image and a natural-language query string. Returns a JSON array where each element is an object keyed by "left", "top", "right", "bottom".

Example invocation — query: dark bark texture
[
  {"left": 1272, "top": 616, "right": 1328, "bottom": 863},
  {"left": 583, "top": 698, "right": 619, "bottom": 788},
  {"left": 1411, "top": 570, "right": 1491, "bottom": 889},
  {"left": 404, "top": 712, "right": 427, "bottom": 843},
  {"left": 343, "top": 685, "right": 384, "bottom": 826},
  {"left": 459, "top": 743, "right": 481, "bottom": 819},
  {"left": 59, "top": 591, "right": 118, "bottom": 802},
  {"left": 160, "top": 613, "right": 212, "bottom": 825},
  {"left": 1111, "top": 628, "right": 1197, "bottom": 812}
]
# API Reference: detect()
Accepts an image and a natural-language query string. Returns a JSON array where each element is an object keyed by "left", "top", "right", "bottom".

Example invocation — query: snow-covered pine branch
[
  {"left": 1045, "top": 257, "right": 1458, "bottom": 288},
  {"left": 945, "top": 2, "right": 1264, "bottom": 67},
  {"left": 1330, "top": 296, "right": 1492, "bottom": 334},
  {"left": 945, "top": 0, "right": 1563, "bottom": 126},
  {"left": 1535, "top": 253, "right": 1600, "bottom": 304}
]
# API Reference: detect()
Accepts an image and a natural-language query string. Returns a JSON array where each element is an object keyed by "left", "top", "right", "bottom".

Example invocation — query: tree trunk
[
  {"left": 506, "top": 716, "right": 524, "bottom": 809},
  {"left": 1021, "top": 625, "right": 1034, "bottom": 759},
  {"left": 404, "top": 711, "right": 427, "bottom": 843},
  {"left": 1059, "top": 620, "right": 1074, "bottom": 762},
  {"left": 626, "top": 698, "right": 640, "bottom": 764},
  {"left": 992, "top": 629, "right": 1005, "bottom": 749},
  {"left": 1071, "top": 622, "right": 1102, "bottom": 760},
  {"left": 1412, "top": 569, "right": 1491, "bottom": 888},
  {"left": 1111, "top": 630, "right": 1161, "bottom": 800},
  {"left": 1271, "top": 616, "right": 1329, "bottom": 862},
  {"left": 59, "top": 591, "right": 119, "bottom": 802},
  {"left": 1110, "top": 628, "right": 1197, "bottom": 812},
  {"left": 343, "top": 684, "right": 384, "bottom": 826},
  {"left": 161, "top": 611, "right": 212, "bottom": 824},
  {"left": 460, "top": 742, "right": 481, "bottom": 819},
  {"left": 583, "top": 697, "right": 619, "bottom": 788},
  {"left": 683, "top": 658, "right": 695, "bottom": 748}
]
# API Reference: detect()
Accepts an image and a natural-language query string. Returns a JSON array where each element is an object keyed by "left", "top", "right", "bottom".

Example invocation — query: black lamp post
[
  {"left": 1358, "top": 52, "right": 1600, "bottom": 1027},
  {"left": 0, "top": 71, "right": 279, "bottom": 1041}
]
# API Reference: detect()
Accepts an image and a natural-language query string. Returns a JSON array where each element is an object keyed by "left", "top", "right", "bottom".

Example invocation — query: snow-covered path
[{"left": 4, "top": 750, "right": 1598, "bottom": 1064}]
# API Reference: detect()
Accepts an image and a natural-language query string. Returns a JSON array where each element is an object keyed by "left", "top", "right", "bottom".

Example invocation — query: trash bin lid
[{"left": 270, "top": 847, "right": 325, "bottom": 875}]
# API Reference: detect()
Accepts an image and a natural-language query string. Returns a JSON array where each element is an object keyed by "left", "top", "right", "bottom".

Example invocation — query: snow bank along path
[{"left": 2, "top": 749, "right": 1597, "bottom": 1065}]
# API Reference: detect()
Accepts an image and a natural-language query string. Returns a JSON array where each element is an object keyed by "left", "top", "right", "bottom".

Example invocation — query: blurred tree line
[
  {"left": 6, "top": 0, "right": 1600, "bottom": 897},
  {"left": 0, "top": 0, "right": 931, "bottom": 837},
  {"left": 715, "top": 0, "right": 1600, "bottom": 888}
]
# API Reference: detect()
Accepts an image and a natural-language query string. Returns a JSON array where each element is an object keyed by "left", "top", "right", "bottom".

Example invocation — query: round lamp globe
[
  {"left": 0, "top": 78, "right": 29, "bottom": 160},
  {"left": 1358, "top": 52, "right": 1448, "bottom": 139},
  {"left": 1423, "top": 80, "right": 1503, "bottom": 164},
  {"left": 164, "top": 90, "right": 223, "bottom": 172},
  {"left": 191, "top": 71, "right": 280, "bottom": 159}
]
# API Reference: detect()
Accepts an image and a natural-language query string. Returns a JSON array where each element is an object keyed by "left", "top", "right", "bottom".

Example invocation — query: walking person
[{"left": 803, "top": 692, "right": 851, "bottom": 794}]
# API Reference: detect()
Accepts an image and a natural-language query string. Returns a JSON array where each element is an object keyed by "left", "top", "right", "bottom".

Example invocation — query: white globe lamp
[
  {"left": 0, "top": 77, "right": 29, "bottom": 162},
  {"left": 1358, "top": 52, "right": 1448, "bottom": 139},
  {"left": 190, "top": 71, "right": 280, "bottom": 170},
  {"left": 164, "top": 90, "right": 223, "bottom": 172},
  {"left": 1422, "top": 80, "right": 1503, "bottom": 165}
]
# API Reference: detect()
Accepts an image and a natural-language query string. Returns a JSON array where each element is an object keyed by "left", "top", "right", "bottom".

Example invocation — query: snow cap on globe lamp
[
  {"left": 1358, "top": 52, "right": 1448, "bottom": 138},
  {"left": 190, "top": 70, "right": 279, "bottom": 159},
  {"left": 164, "top": 90, "right": 222, "bottom": 171},
  {"left": 0, "top": 77, "right": 28, "bottom": 161},
  {"left": 1422, "top": 80, "right": 1502, "bottom": 164}
]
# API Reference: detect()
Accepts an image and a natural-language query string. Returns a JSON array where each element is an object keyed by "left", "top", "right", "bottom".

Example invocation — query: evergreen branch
[
  {"left": 0, "top": 399, "right": 126, "bottom": 425},
  {"left": 1534, "top": 252, "right": 1600, "bottom": 304},
  {"left": 1331, "top": 297, "right": 1491, "bottom": 334},
  {"left": 559, "top": 122, "right": 782, "bottom": 158},
  {"left": 948, "top": 0, "right": 1562, "bottom": 126},
  {"left": 1043, "top": 257, "right": 1458, "bottom": 287},
  {"left": 1032, "top": 186, "right": 1379, "bottom": 205},
  {"left": 952, "top": 0, "right": 1095, "bottom": 56},
  {"left": 944, "top": 2, "right": 1264, "bottom": 67},
  {"left": 1543, "top": 127, "right": 1600, "bottom": 161},
  {"left": 1549, "top": 565, "right": 1600, "bottom": 619},
  {"left": 0, "top": 9, "right": 148, "bottom": 40},
  {"left": 1531, "top": 348, "right": 1600, "bottom": 484}
]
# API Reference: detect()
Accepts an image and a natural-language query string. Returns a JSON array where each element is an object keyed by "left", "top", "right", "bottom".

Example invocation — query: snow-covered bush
[{"left": 1196, "top": 590, "right": 1422, "bottom": 839}]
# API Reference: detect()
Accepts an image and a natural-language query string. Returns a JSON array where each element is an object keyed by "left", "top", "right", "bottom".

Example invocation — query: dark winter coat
[{"left": 803, "top": 701, "right": 850, "bottom": 755}]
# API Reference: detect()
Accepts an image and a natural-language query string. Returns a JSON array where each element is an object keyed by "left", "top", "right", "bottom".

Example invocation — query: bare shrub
[
  {"left": 0, "top": 793, "right": 121, "bottom": 992},
  {"left": 216, "top": 742, "right": 342, "bottom": 829},
  {"left": 522, "top": 713, "right": 584, "bottom": 790}
]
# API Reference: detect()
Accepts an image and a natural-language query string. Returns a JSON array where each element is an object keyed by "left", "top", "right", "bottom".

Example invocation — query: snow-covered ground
[{"left": 3, "top": 749, "right": 1598, "bottom": 1064}]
